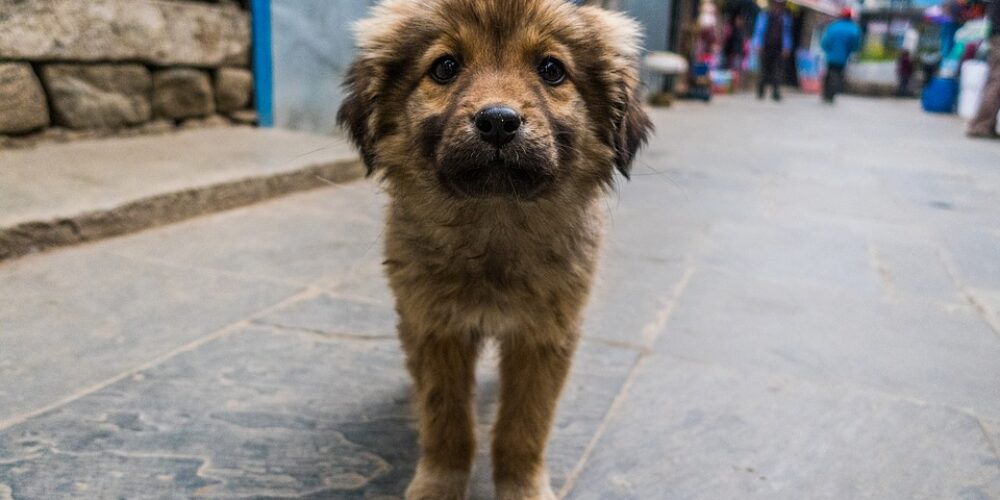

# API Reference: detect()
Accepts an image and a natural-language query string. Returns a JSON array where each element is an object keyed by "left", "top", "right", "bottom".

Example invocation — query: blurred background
[
  {"left": 0, "top": 0, "right": 998, "bottom": 499},
  {"left": 0, "top": 0, "right": 996, "bottom": 141}
]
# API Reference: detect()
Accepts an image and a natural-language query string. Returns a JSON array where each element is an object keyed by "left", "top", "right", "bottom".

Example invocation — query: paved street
[{"left": 2, "top": 94, "right": 999, "bottom": 499}]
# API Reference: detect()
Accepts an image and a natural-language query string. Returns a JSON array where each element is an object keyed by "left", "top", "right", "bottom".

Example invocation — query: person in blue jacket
[
  {"left": 752, "top": 0, "right": 793, "bottom": 101},
  {"left": 820, "top": 8, "right": 862, "bottom": 103}
]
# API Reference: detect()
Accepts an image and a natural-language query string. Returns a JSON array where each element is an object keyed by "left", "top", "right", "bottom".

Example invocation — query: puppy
[{"left": 338, "top": 1, "right": 651, "bottom": 498}]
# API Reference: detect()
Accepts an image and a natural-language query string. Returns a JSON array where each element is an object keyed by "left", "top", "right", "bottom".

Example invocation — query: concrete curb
[{"left": 0, "top": 159, "right": 365, "bottom": 262}]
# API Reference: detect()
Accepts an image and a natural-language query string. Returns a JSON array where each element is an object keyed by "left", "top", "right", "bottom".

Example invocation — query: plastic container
[
  {"left": 796, "top": 50, "right": 822, "bottom": 94},
  {"left": 921, "top": 77, "right": 959, "bottom": 113},
  {"left": 710, "top": 69, "right": 733, "bottom": 94}
]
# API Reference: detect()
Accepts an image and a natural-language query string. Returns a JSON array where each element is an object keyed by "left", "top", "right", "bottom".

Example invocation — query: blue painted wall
[{"left": 251, "top": 0, "right": 274, "bottom": 127}]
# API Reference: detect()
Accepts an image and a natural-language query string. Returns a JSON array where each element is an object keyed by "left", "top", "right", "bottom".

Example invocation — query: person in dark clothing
[
  {"left": 919, "top": 51, "right": 941, "bottom": 88},
  {"left": 724, "top": 16, "right": 748, "bottom": 71},
  {"left": 897, "top": 49, "right": 914, "bottom": 96},
  {"left": 752, "top": 0, "right": 793, "bottom": 101},
  {"left": 968, "top": 0, "right": 1000, "bottom": 138}
]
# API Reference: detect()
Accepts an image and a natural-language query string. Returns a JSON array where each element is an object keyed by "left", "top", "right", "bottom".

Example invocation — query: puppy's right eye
[{"left": 429, "top": 56, "right": 461, "bottom": 84}]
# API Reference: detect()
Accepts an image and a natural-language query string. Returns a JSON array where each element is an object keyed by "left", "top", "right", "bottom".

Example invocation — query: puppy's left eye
[
  {"left": 537, "top": 57, "right": 566, "bottom": 85},
  {"left": 430, "top": 56, "right": 461, "bottom": 84}
]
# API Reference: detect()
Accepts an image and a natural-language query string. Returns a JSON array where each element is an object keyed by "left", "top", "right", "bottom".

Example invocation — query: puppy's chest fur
[{"left": 384, "top": 198, "right": 604, "bottom": 336}]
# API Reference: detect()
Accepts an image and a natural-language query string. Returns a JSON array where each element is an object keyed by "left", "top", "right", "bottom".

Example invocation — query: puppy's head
[{"left": 338, "top": 0, "right": 652, "bottom": 201}]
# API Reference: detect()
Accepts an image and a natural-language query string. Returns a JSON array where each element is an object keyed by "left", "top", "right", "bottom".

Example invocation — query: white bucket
[{"left": 644, "top": 51, "right": 689, "bottom": 75}]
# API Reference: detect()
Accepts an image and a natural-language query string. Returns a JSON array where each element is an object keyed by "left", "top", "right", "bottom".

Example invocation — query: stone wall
[{"left": 0, "top": 0, "right": 255, "bottom": 148}]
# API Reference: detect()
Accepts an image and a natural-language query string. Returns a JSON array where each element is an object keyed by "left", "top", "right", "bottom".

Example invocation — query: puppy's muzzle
[{"left": 438, "top": 105, "right": 555, "bottom": 201}]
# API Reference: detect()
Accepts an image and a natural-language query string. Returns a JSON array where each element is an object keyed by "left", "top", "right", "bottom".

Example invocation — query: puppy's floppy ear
[
  {"left": 337, "top": 1, "right": 417, "bottom": 176},
  {"left": 612, "top": 79, "right": 653, "bottom": 179},
  {"left": 578, "top": 7, "right": 654, "bottom": 179},
  {"left": 337, "top": 60, "right": 378, "bottom": 175}
]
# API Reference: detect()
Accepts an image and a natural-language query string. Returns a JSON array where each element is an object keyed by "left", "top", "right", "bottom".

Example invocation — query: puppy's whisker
[{"left": 314, "top": 174, "right": 341, "bottom": 186}]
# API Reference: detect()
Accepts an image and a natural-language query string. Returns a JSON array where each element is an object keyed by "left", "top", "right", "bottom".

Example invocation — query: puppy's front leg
[
  {"left": 402, "top": 324, "right": 481, "bottom": 500},
  {"left": 492, "top": 333, "right": 577, "bottom": 500}
]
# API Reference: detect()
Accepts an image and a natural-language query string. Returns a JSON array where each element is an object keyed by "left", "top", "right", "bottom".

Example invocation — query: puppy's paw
[
  {"left": 405, "top": 462, "right": 469, "bottom": 500},
  {"left": 496, "top": 484, "right": 557, "bottom": 500},
  {"left": 495, "top": 470, "right": 557, "bottom": 500}
]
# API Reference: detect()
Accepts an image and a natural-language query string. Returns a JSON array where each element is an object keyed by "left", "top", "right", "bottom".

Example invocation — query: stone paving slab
[
  {"left": 968, "top": 288, "right": 1000, "bottom": 335},
  {"left": 100, "top": 182, "right": 383, "bottom": 287},
  {"left": 866, "top": 232, "right": 966, "bottom": 305},
  {"left": 324, "top": 258, "right": 396, "bottom": 306},
  {"left": 0, "top": 247, "right": 301, "bottom": 425},
  {"left": 700, "top": 217, "right": 884, "bottom": 300},
  {"left": 0, "top": 128, "right": 363, "bottom": 261},
  {"left": 255, "top": 293, "right": 398, "bottom": 340},
  {"left": 984, "top": 419, "right": 1000, "bottom": 458},
  {"left": 0, "top": 326, "right": 637, "bottom": 500},
  {"left": 939, "top": 227, "right": 1000, "bottom": 292},
  {"left": 582, "top": 253, "right": 692, "bottom": 347},
  {"left": 657, "top": 267, "right": 1000, "bottom": 417},
  {"left": 0, "top": 326, "right": 408, "bottom": 500},
  {"left": 566, "top": 354, "right": 1000, "bottom": 500}
]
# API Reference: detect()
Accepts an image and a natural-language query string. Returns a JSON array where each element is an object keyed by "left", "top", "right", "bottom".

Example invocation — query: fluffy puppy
[{"left": 338, "top": 1, "right": 651, "bottom": 498}]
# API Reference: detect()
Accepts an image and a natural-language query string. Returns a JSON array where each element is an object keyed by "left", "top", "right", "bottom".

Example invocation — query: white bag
[{"left": 958, "top": 60, "right": 990, "bottom": 119}]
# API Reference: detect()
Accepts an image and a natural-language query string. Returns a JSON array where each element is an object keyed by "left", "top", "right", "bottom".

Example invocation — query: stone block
[
  {"left": 0, "top": 327, "right": 410, "bottom": 499},
  {"left": 255, "top": 293, "right": 397, "bottom": 339},
  {"left": 568, "top": 355, "right": 1000, "bottom": 500},
  {"left": 41, "top": 64, "right": 152, "bottom": 130},
  {"left": 179, "top": 114, "right": 231, "bottom": 130},
  {"left": 0, "top": 247, "right": 301, "bottom": 421},
  {"left": 228, "top": 109, "right": 259, "bottom": 125},
  {"left": 700, "top": 217, "right": 883, "bottom": 300},
  {"left": 100, "top": 183, "right": 382, "bottom": 286},
  {"left": 0, "top": 120, "right": 174, "bottom": 150},
  {"left": 215, "top": 67, "right": 253, "bottom": 112},
  {"left": 323, "top": 257, "right": 395, "bottom": 305},
  {"left": 582, "top": 253, "right": 691, "bottom": 347},
  {"left": 0, "top": 324, "right": 638, "bottom": 499},
  {"left": 0, "top": 128, "right": 365, "bottom": 260},
  {"left": 0, "top": 0, "right": 250, "bottom": 67},
  {"left": 153, "top": 69, "right": 215, "bottom": 119},
  {"left": 0, "top": 63, "right": 49, "bottom": 134},
  {"left": 656, "top": 268, "right": 1000, "bottom": 417}
]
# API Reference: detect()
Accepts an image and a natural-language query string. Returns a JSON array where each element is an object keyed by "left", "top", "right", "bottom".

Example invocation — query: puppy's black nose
[{"left": 474, "top": 106, "right": 521, "bottom": 147}]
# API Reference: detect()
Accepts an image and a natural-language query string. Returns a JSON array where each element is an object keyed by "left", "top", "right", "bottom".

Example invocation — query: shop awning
[{"left": 791, "top": 0, "right": 844, "bottom": 16}]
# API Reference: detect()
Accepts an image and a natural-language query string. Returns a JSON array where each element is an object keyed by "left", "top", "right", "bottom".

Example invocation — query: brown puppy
[{"left": 338, "top": 1, "right": 651, "bottom": 498}]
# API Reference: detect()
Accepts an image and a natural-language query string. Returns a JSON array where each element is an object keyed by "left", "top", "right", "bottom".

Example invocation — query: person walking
[
  {"left": 897, "top": 49, "right": 914, "bottom": 96},
  {"left": 752, "top": 0, "right": 793, "bottom": 101},
  {"left": 968, "top": 0, "right": 1000, "bottom": 138},
  {"left": 724, "top": 16, "right": 748, "bottom": 71},
  {"left": 820, "top": 8, "right": 861, "bottom": 103}
]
